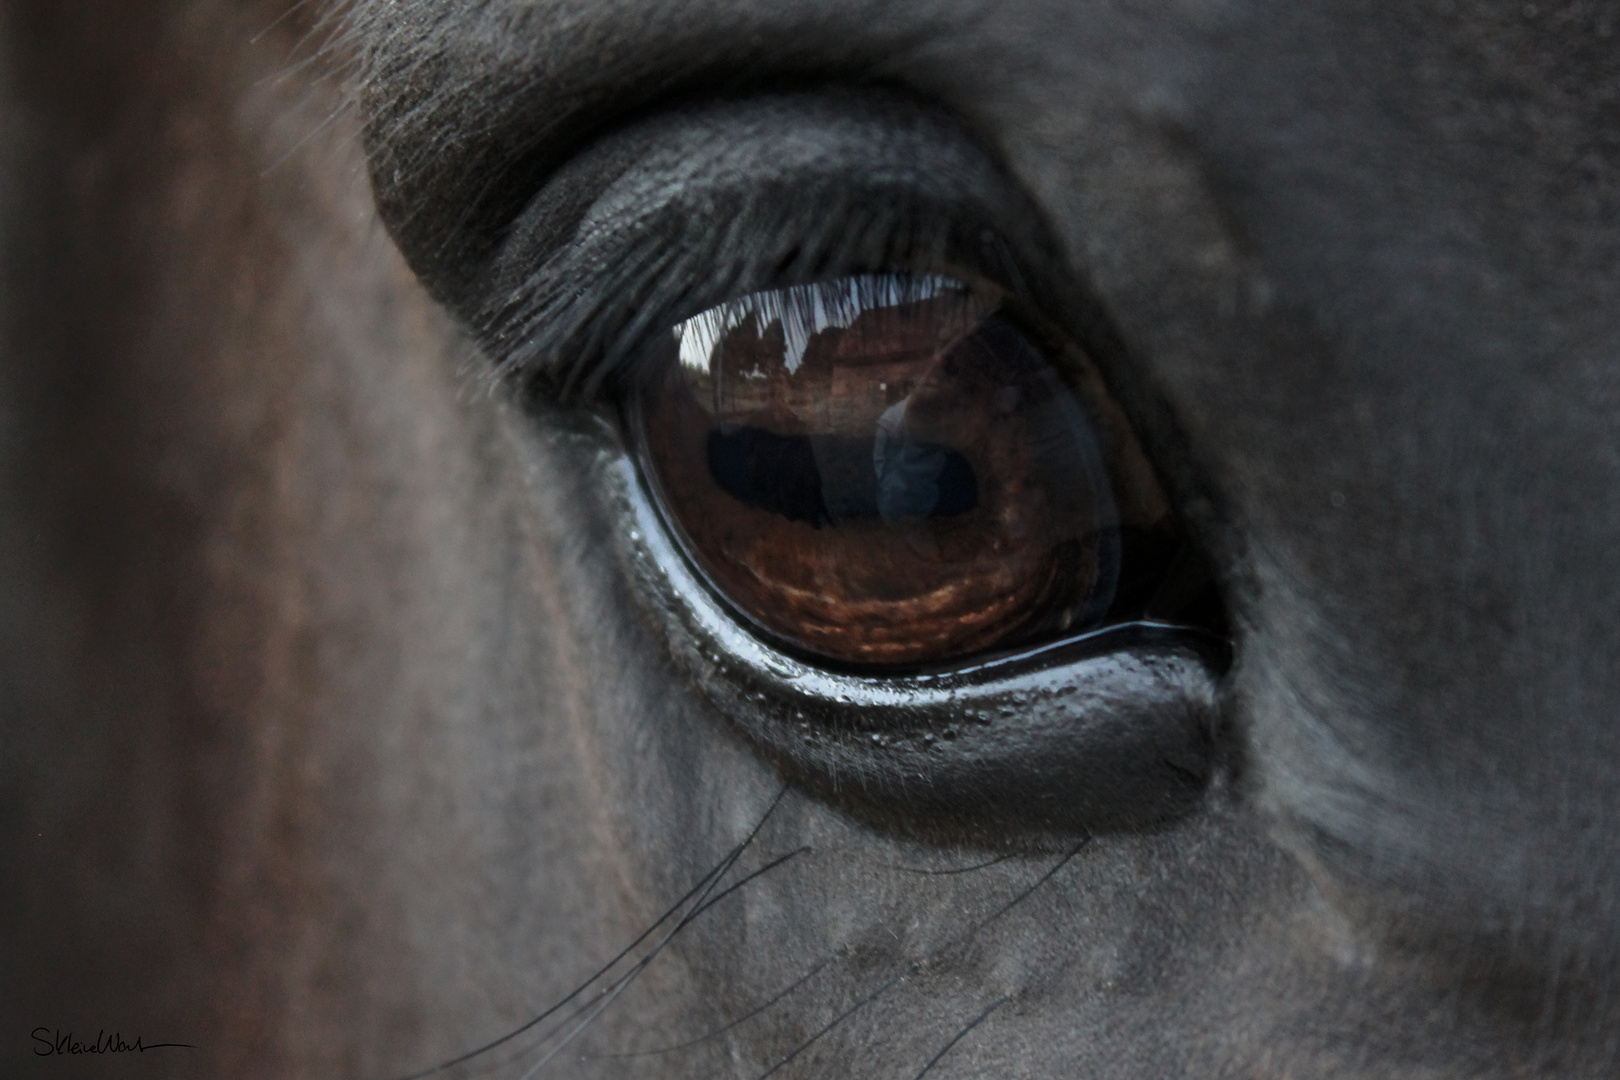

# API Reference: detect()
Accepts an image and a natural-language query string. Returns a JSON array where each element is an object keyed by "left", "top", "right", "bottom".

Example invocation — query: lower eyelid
[
  {"left": 604, "top": 443, "right": 1222, "bottom": 839},
  {"left": 468, "top": 96, "right": 1233, "bottom": 836}
]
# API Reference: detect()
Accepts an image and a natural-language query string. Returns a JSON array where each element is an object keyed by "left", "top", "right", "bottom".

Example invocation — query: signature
[{"left": 31, "top": 1028, "right": 195, "bottom": 1057}]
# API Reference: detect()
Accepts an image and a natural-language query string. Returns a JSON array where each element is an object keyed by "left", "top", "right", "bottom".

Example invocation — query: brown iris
[{"left": 631, "top": 275, "right": 1165, "bottom": 667}]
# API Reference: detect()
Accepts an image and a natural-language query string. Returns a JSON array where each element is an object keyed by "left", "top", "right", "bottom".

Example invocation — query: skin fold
[{"left": 1, "top": 0, "right": 1618, "bottom": 1077}]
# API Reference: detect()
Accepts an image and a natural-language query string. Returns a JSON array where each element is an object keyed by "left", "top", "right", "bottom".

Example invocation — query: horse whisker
[
  {"left": 961, "top": 837, "right": 1088, "bottom": 933},
  {"left": 882, "top": 852, "right": 1016, "bottom": 876},
  {"left": 911, "top": 996, "right": 1010, "bottom": 1080},
  {"left": 510, "top": 789, "right": 791, "bottom": 1078},
  {"left": 510, "top": 849, "right": 813, "bottom": 1068},
  {"left": 389, "top": 786, "right": 787, "bottom": 1080},
  {"left": 261, "top": 96, "right": 358, "bottom": 176},
  {"left": 389, "top": 859, "right": 727, "bottom": 1080},
  {"left": 250, "top": 0, "right": 315, "bottom": 46},
  {"left": 755, "top": 964, "right": 921, "bottom": 1080},
  {"left": 598, "top": 949, "right": 846, "bottom": 1060},
  {"left": 750, "top": 836, "right": 1089, "bottom": 1080},
  {"left": 689, "top": 847, "right": 812, "bottom": 919}
]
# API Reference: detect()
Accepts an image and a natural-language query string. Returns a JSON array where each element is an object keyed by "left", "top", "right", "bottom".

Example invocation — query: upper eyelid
[
  {"left": 446, "top": 90, "right": 1231, "bottom": 631},
  {"left": 422, "top": 89, "right": 1234, "bottom": 833},
  {"left": 452, "top": 92, "right": 1084, "bottom": 402}
]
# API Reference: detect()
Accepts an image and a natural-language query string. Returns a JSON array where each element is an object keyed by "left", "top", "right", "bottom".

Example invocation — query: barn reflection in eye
[{"left": 630, "top": 274, "right": 1205, "bottom": 668}]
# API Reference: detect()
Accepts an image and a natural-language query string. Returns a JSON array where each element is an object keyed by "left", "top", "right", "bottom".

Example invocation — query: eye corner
[
  {"left": 587, "top": 269, "right": 1232, "bottom": 839},
  {"left": 466, "top": 94, "right": 1235, "bottom": 840}
]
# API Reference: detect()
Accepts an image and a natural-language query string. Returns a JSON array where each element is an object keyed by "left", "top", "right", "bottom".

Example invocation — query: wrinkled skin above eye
[{"left": 632, "top": 275, "right": 1170, "bottom": 666}]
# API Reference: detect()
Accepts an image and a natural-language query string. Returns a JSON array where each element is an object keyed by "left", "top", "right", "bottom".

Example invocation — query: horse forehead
[
  {"left": 357, "top": 0, "right": 1620, "bottom": 945},
  {"left": 357, "top": 0, "right": 1609, "bottom": 278}
]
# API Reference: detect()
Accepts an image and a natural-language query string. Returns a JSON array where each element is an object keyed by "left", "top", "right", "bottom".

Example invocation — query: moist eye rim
[
  {"left": 625, "top": 385, "right": 1223, "bottom": 682},
  {"left": 614, "top": 395, "right": 1230, "bottom": 692},
  {"left": 599, "top": 429, "right": 1223, "bottom": 835},
  {"left": 621, "top": 272, "right": 1225, "bottom": 675}
]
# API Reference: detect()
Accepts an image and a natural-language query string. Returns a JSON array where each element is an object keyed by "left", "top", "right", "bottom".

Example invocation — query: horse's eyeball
[{"left": 628, "top": 274, "right": 1196, "bottom": 669}]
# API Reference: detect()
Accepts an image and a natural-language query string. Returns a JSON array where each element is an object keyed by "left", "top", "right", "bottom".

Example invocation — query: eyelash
[
  {"left": 477, "top": 162, "right": 1232, "bottom": 651},
  {"left": 475, "top": 182, "right": 1054, "bottom": 408},
  {"left": 437, "top": 98, "right": 1234, "bottom": 835}
]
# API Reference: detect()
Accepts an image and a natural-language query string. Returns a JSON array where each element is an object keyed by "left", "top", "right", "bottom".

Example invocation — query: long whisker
[
  {"left": 390, "top": 787, "right": 787, "bottom": 1080},
  {"left": 511, "top": 790, "right": 791, "bottom": 1079},
  {"left": 883, "top": 853, "right": 1015, "bottom": 876},
  {"left": 757, "top": 963, "right": 921, "bottom": 1079},
  {"left": 962, "top": 838, "right": 1087, "bottom": 931},
  {"left": 750, "top": 836, "right": 1089, "bottom": 1080},
  {"left": 599, "top": 949, "right": 846, "bottom": 1060},
  {"left": 911, "top": 996, "right": 1010, "bottom": 1080},
  {"left": 261, "top": 96, "right": 357, "bottom": 176},
  {"left": 511, "top": 873, "right": 743, "bottom": 1079},
  {"left": 456, "top": 848, "right": 810, "bottom": 1079},
  {"left": 591, "top": 844, "right": 1029, "bottom": 1063},
  {"left": 391, "top": 857, "right": 733, "bottom": 1080},
  {"left": 688, "top": 847, "right": 811, "bottom": 918},
  {"left": 249, "top": 0, "right": 314, "bottom": 45}
]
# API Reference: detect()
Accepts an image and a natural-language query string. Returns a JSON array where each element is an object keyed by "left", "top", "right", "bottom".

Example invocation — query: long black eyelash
[{"left": 473, "top": 181, "right": 1035, "bottom": 407}]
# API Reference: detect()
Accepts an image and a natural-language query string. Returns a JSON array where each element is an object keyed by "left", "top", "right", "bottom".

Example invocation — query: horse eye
[{"left": 628, "top": 273, "right": 1192, "bottom": 669}]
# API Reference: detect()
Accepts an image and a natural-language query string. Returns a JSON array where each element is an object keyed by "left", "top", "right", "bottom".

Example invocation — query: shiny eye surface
[{"left": 628, "top": 274, "right": 1195, "bottom": 669}]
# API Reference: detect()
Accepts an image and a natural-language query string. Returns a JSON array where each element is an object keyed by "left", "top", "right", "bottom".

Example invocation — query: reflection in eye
[{"left": 630, "top": 274, "right": 1192, "bottom": 668}]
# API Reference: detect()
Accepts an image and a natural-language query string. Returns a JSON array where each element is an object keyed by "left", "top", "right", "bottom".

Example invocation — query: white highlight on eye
[{"left": 674, "top": 274, "right": 965, "bottom": 375}]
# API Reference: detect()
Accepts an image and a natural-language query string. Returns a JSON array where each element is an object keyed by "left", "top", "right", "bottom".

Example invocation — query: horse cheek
[{"left": 0, "top": 5, "right": 652, "bottom": 1076}]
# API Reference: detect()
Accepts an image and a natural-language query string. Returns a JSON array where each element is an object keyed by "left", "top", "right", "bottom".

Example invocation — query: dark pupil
[{"left": 706, "top": 427, "right": 979, "bottom": 527}]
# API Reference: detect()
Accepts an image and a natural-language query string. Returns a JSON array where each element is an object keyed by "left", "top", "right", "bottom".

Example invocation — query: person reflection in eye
[
  {"left": 874, "top": 397, "right": 949, "bottom": 525},
  {"left": 873, "top": 395, "right": 978, "bottom": 560}
]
